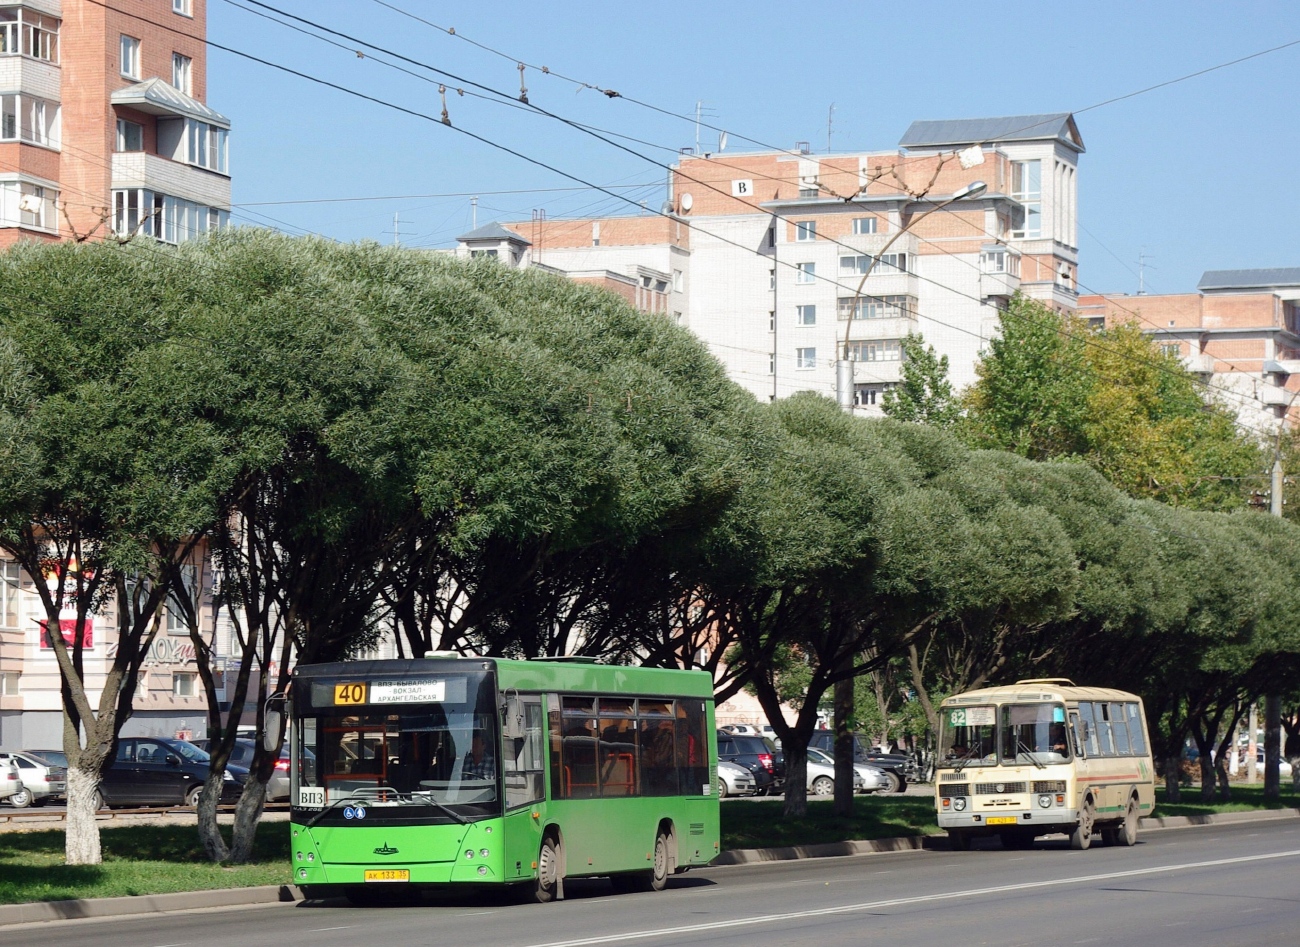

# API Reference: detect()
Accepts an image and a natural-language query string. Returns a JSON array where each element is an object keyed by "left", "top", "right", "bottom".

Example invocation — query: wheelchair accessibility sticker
[{"left": 343, "top": 806, "right": 367, "bottom": 820}]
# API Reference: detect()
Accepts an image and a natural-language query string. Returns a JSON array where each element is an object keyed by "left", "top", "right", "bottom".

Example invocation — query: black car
[
  {"left": 97, "top": 737, "right": 248, "bottom": 809},
  {"left": 716, "top": 731, "right": 782, "bottom": 794},
  {"left": 807, "top": 731, "right": 908, "bottom": 792}
]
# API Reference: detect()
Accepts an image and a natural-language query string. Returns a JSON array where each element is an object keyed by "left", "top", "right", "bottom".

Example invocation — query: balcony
[
  {"left": 1260, "top": 386, "right": 1293, "bottom": 408},
  {"left": 847, "top": 359, "right": 903, "bottom": 385},
  {"left": 1263, "top": 359, "right": 1300, "bottom": 376},
  {"left": 1182, "top": 353, "right": 1216, "bottom": 375},
  {"left": 846, "top": 316, "right": 917, "bottom": 341},
  {"left": 0, "top": 55, "right": 60, "bottom": 101},
  {"left": 112, "top": 152, "right": 230, "bottom": 210}
]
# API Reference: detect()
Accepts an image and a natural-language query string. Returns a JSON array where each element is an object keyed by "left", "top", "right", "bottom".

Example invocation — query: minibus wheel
[{"left": 1070, "top": 796, "right": 1095, "bottom": 850}]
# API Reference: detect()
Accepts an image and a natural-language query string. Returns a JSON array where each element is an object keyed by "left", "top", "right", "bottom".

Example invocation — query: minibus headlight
[
  {"left": 1038, "top": 794, "right": 1052, "bottom": 808},
  {"left": 953, "top": 797, "right": 967, "bottom": 812}
]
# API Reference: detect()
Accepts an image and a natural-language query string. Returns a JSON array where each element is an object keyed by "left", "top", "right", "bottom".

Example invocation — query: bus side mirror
[
  {"left": 263, "top": 710, "right": 282, "bottom": 753},
  {"left": 502, "top": 696, "right": 525, "bottom": 740}
]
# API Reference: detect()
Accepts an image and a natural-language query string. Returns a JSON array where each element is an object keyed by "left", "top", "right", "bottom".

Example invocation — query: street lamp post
[{"left": 834, "top": 180, "right": 987, "bottom": 412}]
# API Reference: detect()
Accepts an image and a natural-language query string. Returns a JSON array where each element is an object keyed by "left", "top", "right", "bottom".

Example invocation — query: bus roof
[
  {"left": 293, "top": 657, "right": 715, "bottom": 699},
  {"left": 938, "top": 681, "right": 1141, "bottom": 705}
]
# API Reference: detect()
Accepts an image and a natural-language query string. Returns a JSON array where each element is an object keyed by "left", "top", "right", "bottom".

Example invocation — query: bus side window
[
  {"left": 1093, "top": 703, "right": 1116, "bottom": 756},
  {"left": 1078, "top": 702, "right": 1101, "bottom": 757},
  {"left": 639, "top": 700, "right": 678, "bottom": 797},
  {"left": 1109, "top": 702, "right": 1132, "bottom": 755},
  {"left": 504, "top": 696, "right": 545, "bottom": 809},
  {"left": 1126, "top": 703, "right": 1148, "bottom": 756},
  {"left": 676, "top": 700, "right": 709, "bottom": 796},
  {"left": 597, "top": 698, "right": 638, "bottom": 798}
]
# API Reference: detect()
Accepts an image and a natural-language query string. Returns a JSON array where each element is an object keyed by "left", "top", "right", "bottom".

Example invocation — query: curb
[{"left": 3, "top": 806, "right": 1298, "bottom": 925}]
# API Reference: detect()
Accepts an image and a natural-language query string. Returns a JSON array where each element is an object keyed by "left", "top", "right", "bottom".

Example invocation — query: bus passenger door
[
  {"left": 502, "top": 696, "right": 546, "bottom": 883},
  {"left": 1069, "top": 709, "right": 1090, "bottom": 808}
]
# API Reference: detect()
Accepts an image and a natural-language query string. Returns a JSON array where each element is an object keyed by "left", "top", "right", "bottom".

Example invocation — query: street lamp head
[{"left": 953, "top": 180, "right": 987, "bottom": 200}]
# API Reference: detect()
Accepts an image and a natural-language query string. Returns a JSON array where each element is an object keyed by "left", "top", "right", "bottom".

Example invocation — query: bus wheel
[
  {"left": 1109, "top": 796, "right": 1139, "bottom": 846},
  {"left": 534, "top": 836, "right": 562, "bottom": 903},
  {"left": 611, "top": 831, "right": 670, "bottom": 893},
  {"left": 1070, "top": 796, "right": 1095, "bottom": 851},
  {"left": 948, "top": 829, "right": 971, "bottom": 851}
]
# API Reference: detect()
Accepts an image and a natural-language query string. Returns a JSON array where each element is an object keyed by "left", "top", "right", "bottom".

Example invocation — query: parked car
[
  {"left": 807, "top": 747, "right": 890, "bottom": 794},
  {"left": 193, "top": 739, "right": 315, "bottom": 801},
  {"left": 0, "top": 750, "right": 66, "bottom": 807},
  {"left": 97, "top": 737, "right": 247, "bottom": 809},
  {"left": 24, "top": 749, "right": 67, "bottom": 770},
  {"left": 717, "top": 759, "right": 757, "bottom": 797},
  {"left": 803, "top": 747, "right": 865, "bottom": 796},
  {"left": 721, "top": 724, "right": 757, "bottom": 735},
  {"left": 716, "top": 731, "right": 779, "bottom": 794},
  {"left": 0, "top": 757, "right": 19, "bottom": 803},
  {"left": 807, "top": 731, "right": 909, "bottom": 792}
]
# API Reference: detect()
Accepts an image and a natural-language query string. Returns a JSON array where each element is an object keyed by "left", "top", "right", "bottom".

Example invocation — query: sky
[{"left": 209, "top": 0, "right": 1300, "bottom": 297}]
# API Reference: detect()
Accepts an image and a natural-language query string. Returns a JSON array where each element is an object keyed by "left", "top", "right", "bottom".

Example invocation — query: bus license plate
[
  {"left": 364, "top": 869, "right": 410, "bottom": 882},
  {"left": 986, "top": 817, "right": 1017, "bottom": 825}
]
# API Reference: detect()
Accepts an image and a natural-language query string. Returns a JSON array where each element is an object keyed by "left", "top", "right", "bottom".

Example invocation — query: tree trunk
[
  {"left": 1264, "top": 694, "right": 1281, "bottom": 800},
  {"left": 64, "top": 767, "right": 103, "bottom": 866},
  {"left": 229, "top": 778, "right": 269, "bottom": 864},
  {"left": 196, "top": 775, "right": 231, "bottom": 862},
  {"left": 1198, "top": 750, "right": 1215, "bottom": 802},
  {"left": 832, "top": 665, "right": 855, "bottom": 818},
  {"left": 781, "top": 746, "right": 809, "bottom": 820},
  {"left": 1163, "top": 754, "right": 1181, "bottom": 803}
]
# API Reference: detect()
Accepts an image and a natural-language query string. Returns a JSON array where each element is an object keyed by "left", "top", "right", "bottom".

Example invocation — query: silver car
[
  {"left": 807, "top": 747, "right": 888, "bottom": 794},
  {"left": 718, "top": 759, "right": 757, "bottom": 797},
  {"left": 0, "top": 757, "right": 19, "bottom": 802},
  {"left": 0, "top": 750, "right": 66, "bottom": 807}
]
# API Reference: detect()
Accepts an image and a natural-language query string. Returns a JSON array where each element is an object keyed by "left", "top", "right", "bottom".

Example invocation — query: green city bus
[{"left": 285, "top": 655, "right": 720, "bottom": 903}]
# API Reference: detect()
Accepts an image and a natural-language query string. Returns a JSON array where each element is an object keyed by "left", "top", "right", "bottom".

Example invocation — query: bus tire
[
  {"left": 1071, "top": 796, "right": 1095, "bottom": 851},
  {"left": 611, "top": 830, "right": 671, "bottom": 893},
  {"left": 1112, "top": 795, "right": 1139, "bottom": 846},
  {"left": 534, "top": 835, "right": 562, "bottom": 903},
  {"left": 948, "top": 829, "right": 971, "bottom": 851}
]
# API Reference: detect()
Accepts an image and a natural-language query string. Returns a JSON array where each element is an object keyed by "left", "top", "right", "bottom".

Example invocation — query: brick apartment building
[
  {"left": 460, "top": 113, "right": 1083, "bottom": 413},
  {"left": 0, "top": 0, "right": 230, "bottom": 248},
  {"left": 1079, "top": 268, "right": 1300, "bottom": 429},
  {"left": 0, "top": 0, "right": 229, "bottom": 748}
]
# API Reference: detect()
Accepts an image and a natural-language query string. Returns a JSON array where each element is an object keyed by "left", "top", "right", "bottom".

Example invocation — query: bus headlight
[
  {"left": 1039, "top": 794, "right": 1052, "bottom": 808},
  {"left": 298, "top": 868, "right": 307, "bottom": 879},
  {"left": 480, "top": 848, "right": 490, "bottom": 858},
  {"left": 477, "top": 865, "right": 488, "bottom": 876},
  {"left": 953, "top": 797, "right": 967, "bottom": 812},
  {"left": 465, "top": 850, "right": 475, "bottom": 859}
]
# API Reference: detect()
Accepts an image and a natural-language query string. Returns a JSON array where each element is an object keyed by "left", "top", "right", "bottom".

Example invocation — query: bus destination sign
[{"left": 332, "top": 679, "right": 447, "bottom": 705}]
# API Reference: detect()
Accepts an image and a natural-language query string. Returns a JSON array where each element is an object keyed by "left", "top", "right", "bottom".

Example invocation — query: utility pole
[
  {"left": 1265, "top": 455, "right": 1285, "bottom": 798},
  {"left": 393, "top": 211, "right": 400, "bottom": 247},
  {"left": 826, "top": 103, "right": 835, "bottom": 153},
  {"left": 471, "top": 196, "right": 478, "bottom": 230}
]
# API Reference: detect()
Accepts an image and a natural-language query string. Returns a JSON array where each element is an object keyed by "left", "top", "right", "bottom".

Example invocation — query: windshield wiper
[
  {"left": 1018, "top": 740, "right": 1047, "bottom": 770},
  {"left": 953, "top": 749, "right": 983, "bottom": 774},
  {"left": 305, "top": 787, "right": 468, "bottom": 828}
]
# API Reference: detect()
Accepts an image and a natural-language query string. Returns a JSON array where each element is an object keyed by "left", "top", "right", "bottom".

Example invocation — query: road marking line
[
  {"left": 308, "top": 926, "right": 354, "bottom": 932},
  {"left": 520, "top": 849, "right": 1300, "bottom": 947}
]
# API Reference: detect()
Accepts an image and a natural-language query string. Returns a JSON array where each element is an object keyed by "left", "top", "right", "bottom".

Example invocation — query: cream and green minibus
[{"left": 936, "top": 679, "right": 1155, "bottom": 851}]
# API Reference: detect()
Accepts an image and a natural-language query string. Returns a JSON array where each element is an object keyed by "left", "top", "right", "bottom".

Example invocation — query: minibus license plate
[
  {"left": 986, "top": 816, "right": 1017, "bottom": 825},
  {"left": 364, "top": 869, "right": 410, "bottom": 882}
]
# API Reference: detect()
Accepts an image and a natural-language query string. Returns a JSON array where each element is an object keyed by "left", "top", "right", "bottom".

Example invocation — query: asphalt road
[{"left": 10, "top": 820, "right": 1300, "bottom": 947}]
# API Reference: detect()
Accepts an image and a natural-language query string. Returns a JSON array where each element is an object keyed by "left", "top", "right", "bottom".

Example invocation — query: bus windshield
[
  {"left": 1000, "top": 703, "right": 1070, "bottom": 765},
  {"left": 939, "top": 705, "right": 997, "bottom": 767},
  {"left": 293, "top": 669, "right": 501, "bottom": 824}
]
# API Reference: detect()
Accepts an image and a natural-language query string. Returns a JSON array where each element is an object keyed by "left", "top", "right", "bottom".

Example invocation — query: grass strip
[
  {"left": 0, "top": 824, "right": 290, "bottom": 905},
  {"left": 1152, "top": 783, "right": 1300, "bottom": 818},
  {"left": 720, "top": 794, "right": 938, "bottom": 851}
]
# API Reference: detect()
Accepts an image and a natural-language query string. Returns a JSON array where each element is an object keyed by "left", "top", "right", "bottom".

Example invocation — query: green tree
[{"left": 881, "top": 333, "right": 960, "bottom": 425}]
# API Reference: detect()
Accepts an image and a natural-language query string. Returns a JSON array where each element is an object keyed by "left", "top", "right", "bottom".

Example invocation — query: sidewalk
[{"left": 2, "top": 806, "right": 1297, "bottom": 927}]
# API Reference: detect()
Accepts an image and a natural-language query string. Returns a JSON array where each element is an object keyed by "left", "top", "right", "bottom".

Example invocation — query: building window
[
  {"left": 837, "top": 295, "right": 915, "bottom": 321},
  {"left": 1, "top": 559, "right": 21, "bottom": 629},
  {"left": 0, "top": 10, "right": 59, "bottom": 62},
  {"left": 796, "top": 347, "right": 817, "bottom": 370},
  {"left": 852, "top": 217, "right": 878, "bottom": 235},
  {"left": 769, "top": 268, "right": 776, "bottom": 290},
  {"left": 0, "top": 671, "right": 18, "bottom": 696},
  {"left": 115, "top": 118, "right": 143, "bottom": 152},
  {"left": 185, "top": 120, "right": 229, "bottom": 174},
  {"left": 768, "top": 311, "right": 775, "bottom": 331},
  {"left": 796, "top": 305, "right": 816, "bottom": 326},
  {"left": 769, "top": 353, "right": 775, "bottom": 375},
  {"left": 0, "top": 94, "right": 59, "bottom": 147},
  {"left": 672, "top": 269, "right": 683, "bottom": 293},
  {"left": 113, "top": 189, "right": 229, "bottom": 244},
  {"left": 120, "top": 35, "right": 141, "bottom": 79},
  {"left": 844, "top": 339, "right": 901, "bottom": 362},
  {"left": 795, "top": 220, "right": 816, "bottom": 241},
  {"left": 172, "top": 53, "right": 192, "bottom": 94},
  {"left": 173, "top": 0, "right": 193, "bottom": 14},
  {"left": 0, "top": 181, "right": 57, "bottom": 231},
  {"left": 1159, "top": 342, "right": 1181, "bottom": 357},
  {"left": 799, "top": 187, "right": 819, "bottom": 199},
  {"left": 173, "top": 672, "right": 197, "bottom": 697},
  {"left": 981, "top": 249, "right": 1020, "bottom": 276},
  {"left": 795, "top": 262, "right": 815, "bottom": 284},
  {"left": 1011, "top": 159, "right": 1041, "bottom": 238},
  {"left": 854, "top": 384, "right": 895, "bottom": 407},
  {"left": 839, "top": 253, "right": 907, "bottom": 276}
]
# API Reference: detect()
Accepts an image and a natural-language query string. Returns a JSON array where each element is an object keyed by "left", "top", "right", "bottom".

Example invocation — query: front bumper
[{"left": 938, "top": 807, "right": 1079, "bottom": 833}]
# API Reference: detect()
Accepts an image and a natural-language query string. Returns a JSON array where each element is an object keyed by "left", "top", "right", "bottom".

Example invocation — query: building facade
[
  {"left": 468, "top": 113, "right": 1083, "bottom": 414},
  {"left": 1078, "top": 268, "right": 1300, "bottom": 430},
  {"left": 0, "top": 0, "right": 230, "bottom": 747},
  {"left": 0, "top": 0, "right": 230, "bottom": 248}
]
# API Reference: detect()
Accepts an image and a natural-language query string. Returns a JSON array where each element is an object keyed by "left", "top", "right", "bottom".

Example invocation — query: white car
[
  {"left": 0, "top": 750, "right": 67, "bottom": 807},
  {"left": 722, "top": 724, "right": 757, "bottom": 735},
  {"left": 807, "top": 747, "right": 889, "bottom": 794},
  {"left": 0, "top": 757, "right": 20, "bottom": 803},
  {"left": 718, "top": 759, "right": 757, "bottom": 797}
]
